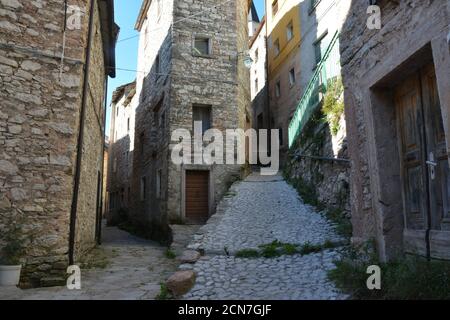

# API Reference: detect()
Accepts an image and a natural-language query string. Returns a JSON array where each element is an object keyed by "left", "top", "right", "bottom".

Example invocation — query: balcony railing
[{"left": 288, "top": 31, "right": 341, "bottom": 148}]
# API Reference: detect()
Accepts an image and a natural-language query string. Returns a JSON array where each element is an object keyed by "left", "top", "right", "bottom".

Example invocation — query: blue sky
[{"left": 106, "top": 0, "right": 266, "bottom": 134}]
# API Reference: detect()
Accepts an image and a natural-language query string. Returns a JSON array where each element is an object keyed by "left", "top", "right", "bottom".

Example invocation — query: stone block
[{"left": 166, "top": 270, "right": 196, "bottom": 297}]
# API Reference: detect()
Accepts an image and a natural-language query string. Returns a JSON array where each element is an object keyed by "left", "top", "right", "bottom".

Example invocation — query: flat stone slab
[{"left": 166, "top": 270, "right": 196, "bottom": 297}]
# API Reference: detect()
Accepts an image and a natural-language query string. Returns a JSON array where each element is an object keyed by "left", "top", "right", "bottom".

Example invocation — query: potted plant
[{"left": 0, "top": 223, "right": 26, "bottom": 287}]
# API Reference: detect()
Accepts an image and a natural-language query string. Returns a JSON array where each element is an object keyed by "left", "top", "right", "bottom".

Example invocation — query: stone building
[
  {"left": 0, "top": 0, "right": 117, "bottom": 287},
  {"left": 107, "top": 81, "right": 137, "bottom": 225},
  {"left": 123, "top": 0, "right": 251, "bottom": 243},
  {"left": 265, "top": 0, "right": 302, "bottom": 162},
  {"left": 340, "top": 0, "right": 450, "bottom": 261}
]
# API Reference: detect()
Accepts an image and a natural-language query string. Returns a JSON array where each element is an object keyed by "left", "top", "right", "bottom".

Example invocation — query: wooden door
[
  {"left": 396, "top": 73, "right": 429, "bottom": 256},
  {"left": 396, "top": 63, "right": 450, "bottom": 258},
  {"left": 185, "top": 170, "right": 209, "bottom": 224}
]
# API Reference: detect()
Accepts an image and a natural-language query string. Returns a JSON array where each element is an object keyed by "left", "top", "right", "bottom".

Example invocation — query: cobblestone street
[
  {"left": 0, "top": 224, "right": 195, "bottom": 300},
  {"left": 181, "top": 172, "right": 349, "bottom": 300}
]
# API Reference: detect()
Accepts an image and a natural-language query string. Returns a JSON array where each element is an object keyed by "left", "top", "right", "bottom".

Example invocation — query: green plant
[
  {"left": 0, "top": 221, "right": 26, "bottom": 266},
  {"left": 165, "top": 248, "right": 176, "bottom": 259},
  {"left": 328, "top": 242, "right": 450, "bottom": 300},
  {"left": 322, "top": 77, "right": 344, "bottom": 136},
  {"left": 235, "top": 249, "right": 260, "bottom": 259},
  {"left": 156, "top": 282, "right": 172, "bottom": 300},
  {"left": 299, "top": 242, "right": 323, "bottom": 255},
  {"left": 326, "top": 208, "right": 352, "bottom": 239}
]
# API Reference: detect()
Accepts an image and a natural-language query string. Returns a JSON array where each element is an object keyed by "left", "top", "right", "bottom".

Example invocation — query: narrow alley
[
  {"left": 179, "top": 170, "right": 348, "bottom": 300},
  {"left": 0, "top": 224, "right": 193, "bottom": 300}
]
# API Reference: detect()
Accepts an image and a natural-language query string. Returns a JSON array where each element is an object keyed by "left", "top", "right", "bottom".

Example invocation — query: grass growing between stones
[
  {"left": 235, "top": 240, "right": 342, "bottom": 259},
  {"left": 165, "top": 249, "right": 177, "bottom": 259},
  {"left": 328, "top": 244, "right": 450, "bottom": 300},
  {"left": 155, "top": 282, "right": 172, "bottom": 300},
  {"left": 235, "top": 249, "right": 260, "bottom": 258}
]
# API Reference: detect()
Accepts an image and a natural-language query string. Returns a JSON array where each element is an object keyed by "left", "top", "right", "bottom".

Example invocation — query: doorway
[
  {"left": 395, "top": 63, "right": 450, "bottom": 258},
  {"left": 185, "top": 170, "right": 210, "bottom": 224}
]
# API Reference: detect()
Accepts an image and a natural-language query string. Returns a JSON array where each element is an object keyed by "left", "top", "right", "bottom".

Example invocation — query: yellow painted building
[
  {"left": 266, "top": 0, "right": 301, "bottom": 75},
  {"left": 265, "top": 0, "right": 303, "bottom": 159}
]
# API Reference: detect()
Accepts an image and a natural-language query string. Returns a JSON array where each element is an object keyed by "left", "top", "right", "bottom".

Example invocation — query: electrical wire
[{"left": 116, "top": 0, "right": 234, "bottom": 44}]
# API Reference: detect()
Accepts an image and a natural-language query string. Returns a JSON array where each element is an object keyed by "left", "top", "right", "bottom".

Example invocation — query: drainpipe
[{"left": 69, "top": 0, "right": 96, "bottom": 265}]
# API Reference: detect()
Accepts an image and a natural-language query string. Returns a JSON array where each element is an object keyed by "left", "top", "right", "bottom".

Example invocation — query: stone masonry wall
[
  {"left": 168, "top": 0, "right": 250, "bottom": 223},
  {"left": 0, "top": 0, "right": 108, "bottom": 286},
  {"left": 74, "top": 1, "right": 107, "bottom": 261},
  {"left": 130, "top": 0, "right": 174, "bottom": 243},
  {"left": 285, "top": 113, "right": 350, "bottom": 217}
]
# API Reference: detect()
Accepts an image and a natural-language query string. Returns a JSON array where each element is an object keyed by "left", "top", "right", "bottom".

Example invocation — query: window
[
  {"left": 193, "top": 105, "right": 212, "bottom": 134},
  {"left": 314, "top": 31, "right": 328, "bottom": 66},
  {"left": 155, "top": 54, "right": 161, "bottom": 76},
  {"left": 275, "top": 81, "right": 281, "bottom": 97},
  {"left": 255, "top": 78, "right": 259, "bottom": 92},
  {"left": 116, "top": 106, "right": 119, "bottom": 117},
  {"left": 140, "top": 176, "right": 147, "bottom": 201},
  {"left": 310, "top": 0, "right": 322, "bottom": 13},
  {"left": 194, "top": 37, "right": 211, "bottom": 56},
  {"left": 289, "top": 68, "right": 296, "bottom": 86},
  {"left": 274, "top": 39, "right": 280, "bottom": 56},
  {"left": 127, "top": 118, "right": 130, "bottom": 132},
  {"left": 314, "top": 41, "right": 322, "bottom": 65},
  {"left": 286, "top": 22, "right": 294, "bottom": 41},
  {"left": 113, "top": 157, "right": 117, "bottom": 173},
  {"left": 156, "top": 169, "right": 162, "bottom": 199},
  {"left": 255, "top": 49, "right": 259, "bottom": 63},
  {"left": 272, "top": 0, "right": 279, "bottom": 16}
]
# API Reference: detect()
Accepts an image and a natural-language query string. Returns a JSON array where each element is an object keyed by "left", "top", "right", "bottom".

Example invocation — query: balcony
[{"left": 288, "top": 31, "right": 341, "bottom": 148}]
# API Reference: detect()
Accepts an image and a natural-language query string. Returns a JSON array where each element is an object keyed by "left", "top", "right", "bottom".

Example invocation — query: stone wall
[
  {"left": 285, "top": 111, "right": 350, "bottom": 217},
  {"left": 0, "top": 0, "right": 112, "bottom": 286},
  {"left": 107, "top": 82, "right": 136, "bottom": 225},
  {"left": 125, "top": 0, "right": 250, "bottom": 244},
  {"left": 73, "top": 2, "right": 107, "bottom": 260},
  {"left": 340, "top": 0, "right": 450, "bottom": 261}
]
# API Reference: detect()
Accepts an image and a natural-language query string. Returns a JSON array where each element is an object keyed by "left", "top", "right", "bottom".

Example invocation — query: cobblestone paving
[
  {"left": 0, "top": 224, "right": 196, "bottom": 300},
  {"left": 188, "top": 173, "right": 344, "bottom": 255},
  {"left": 182, "top": 172, "right": 349, "bottom": 300}
]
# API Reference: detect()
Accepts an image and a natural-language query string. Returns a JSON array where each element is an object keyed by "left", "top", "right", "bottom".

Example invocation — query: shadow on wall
[{"left": 129, "top": 30, "right": 173, "bottom": 245}]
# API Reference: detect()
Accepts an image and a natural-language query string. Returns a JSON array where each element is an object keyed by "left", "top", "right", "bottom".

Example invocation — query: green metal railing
[{"left": 288, "top": 31, "right": 341, "bottom": 148}]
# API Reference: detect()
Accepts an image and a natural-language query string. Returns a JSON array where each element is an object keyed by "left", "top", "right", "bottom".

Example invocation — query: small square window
[{"left": 194, "top": 37, "right": 211, "bottom": 56}]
